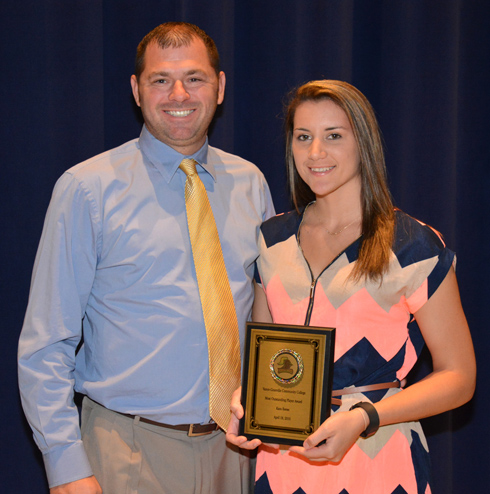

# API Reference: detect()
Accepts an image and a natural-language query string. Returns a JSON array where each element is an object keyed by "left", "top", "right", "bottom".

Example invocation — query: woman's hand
[
  {"left": 289, "top": 409, "right": 366, "bottom": 462},
  {"left": 225, "top": 387, "right": 262, "bottom": 450}
]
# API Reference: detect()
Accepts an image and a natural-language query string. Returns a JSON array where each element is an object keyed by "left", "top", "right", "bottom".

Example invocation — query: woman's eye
[
  {"left": 328, "top": 133, "right": 341, "bottom": 140},
  {"left": 297, "top": 134, "right": 310, "bottom": 141}
]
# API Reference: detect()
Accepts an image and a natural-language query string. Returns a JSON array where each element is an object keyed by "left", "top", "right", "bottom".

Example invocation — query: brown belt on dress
[{"left": 331, "top": 381, "right": 400, "bottom": 406}]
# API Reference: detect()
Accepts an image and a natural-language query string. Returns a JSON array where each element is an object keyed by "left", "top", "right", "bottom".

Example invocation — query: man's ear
[
  {"left": 130, "top": 74, "right": 141, "bottom": 107},
  {"left": 217, "top": 71, "right": 226, "bottom": 105}
]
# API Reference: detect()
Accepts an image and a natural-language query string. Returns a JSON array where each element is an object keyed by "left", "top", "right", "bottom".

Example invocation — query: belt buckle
[{"left": 187, "top": 424, "right": 213, "bottom": 437}]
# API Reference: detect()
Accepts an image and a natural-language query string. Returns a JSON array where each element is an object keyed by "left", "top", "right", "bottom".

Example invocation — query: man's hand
[{"left": 50, "top": 476, "right": 102, "bottom": 494}]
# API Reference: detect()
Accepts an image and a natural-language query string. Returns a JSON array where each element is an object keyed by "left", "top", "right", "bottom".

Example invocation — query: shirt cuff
[{"left": 43, "top": 441, "right": 93, "bottom": 488}]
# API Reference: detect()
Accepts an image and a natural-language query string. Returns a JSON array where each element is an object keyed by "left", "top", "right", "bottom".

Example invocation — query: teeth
[
  {"left": 311, "top": 166, "right": 334, "bottom": 172},
  {"left": 165, "top": 110, "right": 194, "bottom": 117}
]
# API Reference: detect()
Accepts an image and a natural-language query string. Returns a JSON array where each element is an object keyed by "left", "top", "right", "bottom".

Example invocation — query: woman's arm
[
  {"left": 251, "top": 280, "right": 273, "bottom": 323},
  {"left": 226, "top": 387, "right": 263, "bottom": 449},
  {"left": 226, "top": 281, "right": 273, "bottom": 448},
  {"left": 290, "top": 266, "right": 476, "bottom": 461},
  {"left": 375, "top": 265, "right": 476, "bottom": 425}
]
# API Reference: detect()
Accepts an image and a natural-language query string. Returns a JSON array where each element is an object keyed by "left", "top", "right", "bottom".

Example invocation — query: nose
[
  {"left": 169, "top": 80, "right": 190, "bottom": 102},
  {"left": 308, "top": 138, "right": 327, "bottom": 160}
]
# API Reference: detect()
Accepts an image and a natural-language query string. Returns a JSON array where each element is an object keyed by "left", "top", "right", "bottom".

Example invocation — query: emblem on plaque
[{"left": 270, "top": 349, "right": 304, "bottom": 385}]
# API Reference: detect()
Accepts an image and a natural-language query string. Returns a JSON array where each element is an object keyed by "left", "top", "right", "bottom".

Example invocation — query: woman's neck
[{"left": 308, "top": 192, "right": 362, "bottom": 234}]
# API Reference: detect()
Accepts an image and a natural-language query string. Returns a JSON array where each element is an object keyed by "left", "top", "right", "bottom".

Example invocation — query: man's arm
[{"left": 18, "top": 172, "right": 99, "bottom": 488}]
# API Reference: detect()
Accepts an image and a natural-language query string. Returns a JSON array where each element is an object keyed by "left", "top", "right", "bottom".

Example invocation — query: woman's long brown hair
[{"left": 285, "top": 80, "right": 395, "bottom": 282}]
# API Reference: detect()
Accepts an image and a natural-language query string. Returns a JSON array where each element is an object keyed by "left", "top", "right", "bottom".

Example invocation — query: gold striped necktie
[{"left": 179, "top": 158, "right": 241, "bottom": 431}]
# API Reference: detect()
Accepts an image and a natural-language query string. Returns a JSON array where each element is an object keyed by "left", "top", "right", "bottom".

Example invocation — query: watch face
[{"left": 270, "top": 349, "right": 304, "bottom": 385}]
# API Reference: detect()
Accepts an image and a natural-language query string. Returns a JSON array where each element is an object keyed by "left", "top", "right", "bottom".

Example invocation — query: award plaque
[{"left": 239, "top": 322, "right": 335, "bottom": 445}]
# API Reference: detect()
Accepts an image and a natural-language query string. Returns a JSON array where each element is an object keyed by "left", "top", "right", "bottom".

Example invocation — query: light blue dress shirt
[{"left": 18, "top": 126, "right": 275, "bottom": 487}]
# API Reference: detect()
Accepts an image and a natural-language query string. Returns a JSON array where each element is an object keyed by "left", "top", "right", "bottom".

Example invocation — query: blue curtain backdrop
[{"left": 2, "top": 1, "right": 489, "bottom": 492}]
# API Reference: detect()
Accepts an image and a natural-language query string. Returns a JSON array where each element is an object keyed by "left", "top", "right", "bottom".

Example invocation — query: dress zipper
[
  {"left": 298, "top": 202, "right": 359, "bottom": 327},
  {"left": 298, "top": 203, "right": 320, "bottom": 327},
  {"left": 304, "top": 277, "right": 317, "bottom": 326}
]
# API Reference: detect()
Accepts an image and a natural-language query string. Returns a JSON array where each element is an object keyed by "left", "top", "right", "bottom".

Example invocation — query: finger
[
  {"left": 230, "top": 387, "right": 244, "bottom": 418},
  {"left": 226, "top": 412, "right": 240, "bottom": 435},
  {"left": 230, "top": 404, "right": 244, "bottom": 419},
  {"left": 289, "top": 445, "right": 335, "bottom": 462},
  {"left": 303, "top": 428, "right": 326, "bottom": 450},
  {"left": 289, "top": 445, "right": 323, "bottom": 460},
  {"left": 231, "top": 387, "right": 242, "bottom": 405},
  {"left": 289, "top": 445, "right": 307, "bottom": 455},
  {"left": 225, "top": 433, "right": 246, "bottom": 445},
  {"left": 241, "top": 437, "right": 262, "bottom": 449},
  {"left": 226, "top": 433, "right": 262, "bottom": 449}
]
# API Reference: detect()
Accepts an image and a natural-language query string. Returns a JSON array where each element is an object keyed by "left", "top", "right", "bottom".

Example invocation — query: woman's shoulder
[
  {"left": 392, "top": 210, "right": 456, "bottom": 305},
  {"left": 393, "top": 209, "right": 452, "bottom": 261},
  {"left": 260, "top": 209, "right": 302, "bottom": 248}
]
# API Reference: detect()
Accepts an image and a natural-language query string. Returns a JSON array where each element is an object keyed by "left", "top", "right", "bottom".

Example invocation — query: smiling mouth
[
  {"left": 164, "top": 110, "right": 195, "bottom": 117},
  {"left": 310, "top": 166, "right": 335, "bottom": 172}
]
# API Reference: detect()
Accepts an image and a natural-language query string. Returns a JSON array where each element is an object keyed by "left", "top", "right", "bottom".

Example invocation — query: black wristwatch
[{"left": 349, "top": 401, "right": 380, "bottom": 438}]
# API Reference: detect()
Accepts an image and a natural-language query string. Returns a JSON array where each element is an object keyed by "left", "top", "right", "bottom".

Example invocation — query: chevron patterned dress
[{"left": 254, "top": 208, "right": 455, "bottom": 494}]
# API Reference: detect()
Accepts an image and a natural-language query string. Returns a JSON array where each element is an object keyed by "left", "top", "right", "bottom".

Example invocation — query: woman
[{"left": 227, "top": 80, "right": 476, "bottom": 493}]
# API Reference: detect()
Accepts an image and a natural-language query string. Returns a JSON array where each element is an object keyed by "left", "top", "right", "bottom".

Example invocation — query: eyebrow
[
  {"left": 149, "top": 69, "right": 207, "bottom": 78},
  {"left": 294, "top": 126, "right": 347, "bottom": 132}
]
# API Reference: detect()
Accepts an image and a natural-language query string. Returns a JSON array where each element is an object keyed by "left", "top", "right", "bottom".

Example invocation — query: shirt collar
[{"left": 137, "top": 125, "right": 216, "bottom": 183}]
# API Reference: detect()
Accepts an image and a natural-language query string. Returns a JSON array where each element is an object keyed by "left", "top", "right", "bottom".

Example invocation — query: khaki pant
[{"left": 81, "top": 397, "right": 253, "bottom": 494}]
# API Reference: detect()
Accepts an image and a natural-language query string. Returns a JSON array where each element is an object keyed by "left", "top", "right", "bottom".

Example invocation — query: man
[{"left": 18, "top": 22, "right": 274, "bottom": 494}]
